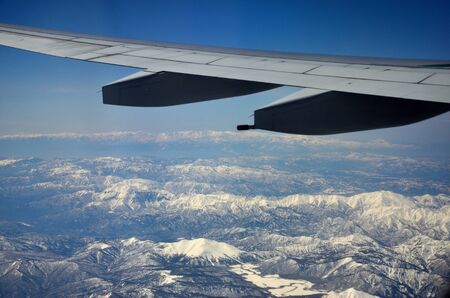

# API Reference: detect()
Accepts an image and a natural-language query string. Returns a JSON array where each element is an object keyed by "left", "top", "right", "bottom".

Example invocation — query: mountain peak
[{"left": 162, "top": 238, "right": 241, "bottom": 261}]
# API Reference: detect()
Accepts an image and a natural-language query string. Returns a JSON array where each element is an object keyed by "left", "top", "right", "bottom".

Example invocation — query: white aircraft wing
[{"left": 0, "top": 23, "right": 449, "bottom": 135}]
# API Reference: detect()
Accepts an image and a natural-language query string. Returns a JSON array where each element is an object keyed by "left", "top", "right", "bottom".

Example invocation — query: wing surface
[{"left": 1, "top": 23, "right": 449, "bottom": 134}]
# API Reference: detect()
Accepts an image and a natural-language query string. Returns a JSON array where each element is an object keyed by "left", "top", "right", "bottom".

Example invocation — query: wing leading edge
[{"left": 0, "top": 23, "right": 449, "bottom": 135}]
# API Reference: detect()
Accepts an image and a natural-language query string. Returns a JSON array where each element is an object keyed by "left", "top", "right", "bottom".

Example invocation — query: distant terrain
[{"left": 0, "top": 131, "right": 449, "bottom": 297}]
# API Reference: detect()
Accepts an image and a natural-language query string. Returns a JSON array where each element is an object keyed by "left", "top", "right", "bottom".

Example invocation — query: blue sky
[{"left": 0, "top": 0, "right": 449, "bottom": 145}]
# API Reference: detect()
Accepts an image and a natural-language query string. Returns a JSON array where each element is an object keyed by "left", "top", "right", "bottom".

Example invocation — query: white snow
[
  {"left": 230, "top": 263, "right": 325, "bottom": 297},
  {"left": 165, "top": 191, "right": 450, "bottom": 241},
  {"left": 159, "top": 270, "right": 182, "bottom": 285},
  {"left": 162, "top": 238, "right": 241, "bottom": 261},
  {"left": 88, "top": 292, "right": 112, "bottom": 298},
  {"left": 32, "top": 182, "right": 62, "bottom": 189},
  {"left": 326, "top": 288, "right": 379, "bottom": 298},
  {"left": 18, "top": 222, "right": 33, "bottom": 227},
  {"left": 0, "top": 159, "right": 20, "bottom": 166},
  {"left": 322, "top": 257, "right": 354, "bottom": 279},
  {"left": 86, "top": 242, "right": 111, "bottom": 250},
  {"left": 121, "top": 237, "right": 140, "bottom": 246},
  {"left": 135, "top": 288, "right": 154, "bottom": 297},
  {"left": 50, "top": 164, "right": 89, "bottom": 177},
  {"left": 93, "top": 178, "right": 158, "bottom": 210}
]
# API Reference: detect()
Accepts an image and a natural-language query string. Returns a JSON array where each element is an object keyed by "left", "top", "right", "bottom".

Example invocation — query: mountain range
[{"left": 0, "top": 132, "right": 449, "bottom": 297}]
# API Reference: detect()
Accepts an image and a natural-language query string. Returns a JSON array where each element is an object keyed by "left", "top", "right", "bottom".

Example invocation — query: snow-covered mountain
[
  {"left": 90, "top": 178, "right": 161, "bottom": 210},
  {"left": 162, "top": 238, "right": 242, "bottom": 261},
  {"left": 0, "top": 153, "right": 448, "bottom": 297}
]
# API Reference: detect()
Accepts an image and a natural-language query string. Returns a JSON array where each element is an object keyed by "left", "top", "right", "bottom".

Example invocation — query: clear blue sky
[{"left": 0, "top": 0, "right": 449, "bottom": 145}]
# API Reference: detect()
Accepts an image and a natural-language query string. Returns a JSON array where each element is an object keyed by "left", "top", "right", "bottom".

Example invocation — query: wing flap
[
  {"left": 102, "top": 71, "right": 280, "bottom": 107},
  {"left": 254, "top": 88, "right": 450, "bottom": 135}
]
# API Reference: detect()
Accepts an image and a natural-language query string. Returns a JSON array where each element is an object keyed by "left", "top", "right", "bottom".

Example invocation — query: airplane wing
[{"left": 0, "top": 23, "right": 449, "bottom": 135}]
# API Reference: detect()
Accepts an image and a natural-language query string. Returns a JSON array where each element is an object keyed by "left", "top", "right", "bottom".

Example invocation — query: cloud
[{"left": 0, "top": 130, "right": 408, "bottom": 149}]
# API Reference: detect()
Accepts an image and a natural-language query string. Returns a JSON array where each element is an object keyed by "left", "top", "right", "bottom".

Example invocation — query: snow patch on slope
[
  {"left": 50, "top": 163, "right": 90, "bottom": 177},
  {"left": 231, "top": 263, "right": 325, "bottom": 297},
  {"left": 326, "top": 288, "right": 379, "bottom": 298},
  {"left": 121, "top": 237, "right": 140, "bottom": 247},
  {"left": 159, "top": 270, "right": 182, "bottom": 285},
  {"left": 0, "top": 159, "right": 20, "bottom": 166},
  {"left": 86, "top": 242, "right": 111, "bottom": 251}
]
